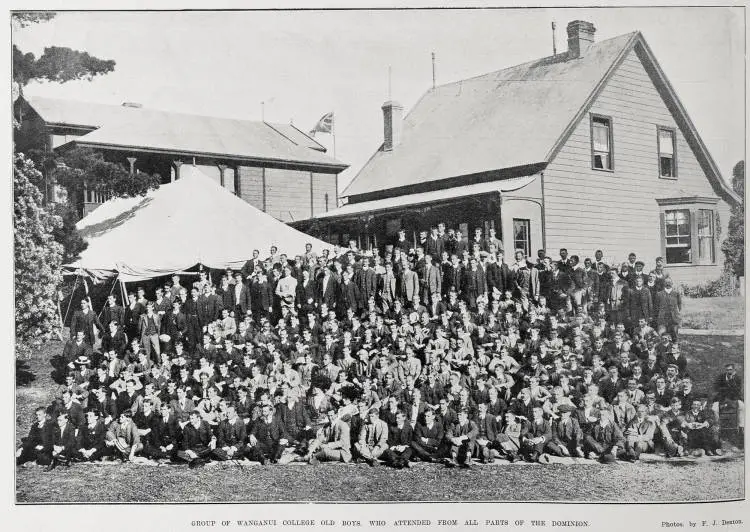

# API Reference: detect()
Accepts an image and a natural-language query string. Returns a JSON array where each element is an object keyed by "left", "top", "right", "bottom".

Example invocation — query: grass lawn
[
  {"left": 681, "top": 296, "right": 745, "bottom": 330},
  {"left": 15, "top": 334, "right": 744, "bottom": 503}
]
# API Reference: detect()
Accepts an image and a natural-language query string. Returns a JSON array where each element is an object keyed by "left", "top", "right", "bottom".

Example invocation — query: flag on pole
[{"left": 309, "top": 112, "right": 334, "bottom": 136}]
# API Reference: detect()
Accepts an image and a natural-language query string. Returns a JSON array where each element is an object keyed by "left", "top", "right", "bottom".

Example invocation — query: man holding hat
[{"left": 548, "top": 403, "right": 584, "bottom": 458}]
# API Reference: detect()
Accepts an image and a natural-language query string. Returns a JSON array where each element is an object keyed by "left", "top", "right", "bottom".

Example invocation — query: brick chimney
[
  {"left": 381, "top": 100, "right": 403, "bottom": 151},
  {"left": 567, "top": 20, "right": 596, "bottom": 59}
]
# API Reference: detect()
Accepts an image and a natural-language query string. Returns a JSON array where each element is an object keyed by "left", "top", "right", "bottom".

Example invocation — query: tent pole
[
  {"left": 62, "top": 274, "right": 79, "bottom": 327},
  {"left": 119, "top": 277, "right": 128, "bottom": 306}
]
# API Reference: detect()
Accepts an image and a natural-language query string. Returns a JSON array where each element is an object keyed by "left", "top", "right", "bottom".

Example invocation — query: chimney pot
[
  {"left": 381, "top": 100, "right": 403, "bottom": 151},
  {"left": 566, "top": 20, "right": 596, "bottom": 59}
]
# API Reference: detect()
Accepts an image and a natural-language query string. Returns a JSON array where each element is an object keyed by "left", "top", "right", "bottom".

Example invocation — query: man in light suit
[
  {"left": 307, "top": 408, "right": 351, "bottom": 464},
  {"left": 655, "top": 278, "right": 682, "bottom": 341},
  {"left": 355, "top": 407, "right": 389, "bottom": 466},
  {"left": 400, "top": 261, "right": 420, "bottom": 307},
  {"left": 380, "top": 262, "right": 398, "bottom": 307},
  {"left": 421, "top": 255, "right": 442, "bottom": 304}
]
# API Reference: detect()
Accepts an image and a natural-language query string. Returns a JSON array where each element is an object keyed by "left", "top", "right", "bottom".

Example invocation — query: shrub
[{"left": 680, "top": 271, "right": 738, "bottom": 298}]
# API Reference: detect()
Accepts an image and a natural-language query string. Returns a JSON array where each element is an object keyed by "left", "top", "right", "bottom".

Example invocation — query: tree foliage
[
  {"left": 13, "top": 45, "right": 116, "bottom": 86},
  {"left": 53, "top": 147, "right": 161, "bottom": 204},
  {"left": 14, "top": 153, "right": 64, "bottom": 359},
  {"left": 721, "top": 160, "right": 745, "bottom": 278},
  {"left": 12, "top": 11, "right": 56, "bottom": 28}
]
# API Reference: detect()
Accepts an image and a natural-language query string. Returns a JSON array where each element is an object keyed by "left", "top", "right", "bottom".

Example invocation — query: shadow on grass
[{"left": 16, "top": 359, "right": 36, "bottom": 387}]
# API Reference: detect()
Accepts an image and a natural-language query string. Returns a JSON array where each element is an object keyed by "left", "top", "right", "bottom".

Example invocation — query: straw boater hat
[{"left": 74, "top": 355, "right": 91, "bottom": 366}]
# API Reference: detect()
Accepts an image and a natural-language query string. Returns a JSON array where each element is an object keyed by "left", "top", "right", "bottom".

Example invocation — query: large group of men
[{"left": 17, "top": 223, "right": 743, "bottom": 471}]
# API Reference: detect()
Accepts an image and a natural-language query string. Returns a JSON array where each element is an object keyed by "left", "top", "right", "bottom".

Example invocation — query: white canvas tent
[{"left": 65, "top": 165, "right": 332, "bottom": 282}]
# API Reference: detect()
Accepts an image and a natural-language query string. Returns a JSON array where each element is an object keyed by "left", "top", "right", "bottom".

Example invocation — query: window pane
[
  {"left": 512, "top": 219, "right": 530, "bottom": 256},
  {"left": 660, "top": 156, "right": 674, "bottom": 177},
  {"left": 666, "top": 247, "right": 691, "bottom": 264},
  {"left": 593, "top": 123, "right": 609, "bottom": 151},
  {"left": 659, "top": 129, "right": 674, "bottom": 155},
  {"left": 664, "top": 209, "right": 692, "bottom": 264}
]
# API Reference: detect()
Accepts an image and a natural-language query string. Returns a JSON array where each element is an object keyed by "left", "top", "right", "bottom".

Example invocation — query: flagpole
[{"left": 332, "top": 111, "right": 336, "bottom": 159}]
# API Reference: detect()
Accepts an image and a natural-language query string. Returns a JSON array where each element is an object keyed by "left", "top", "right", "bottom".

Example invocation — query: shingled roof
[
  {"left": 26, "top": 96, "right": 345, "bottom": 171},
  {"left": 342, "top": 31, "right": 739, "bottom": 206}
]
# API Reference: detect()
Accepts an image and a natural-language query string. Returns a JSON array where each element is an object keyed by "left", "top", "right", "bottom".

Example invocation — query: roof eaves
[
  {"left": 544, "top": 31, "right": 639, "bottom": 163},
  {"left": 62, "top": 138, "right": 349, "bottom": 172},
  {"left": 633, "top": 34, "right": 741, "bottom": 207}
]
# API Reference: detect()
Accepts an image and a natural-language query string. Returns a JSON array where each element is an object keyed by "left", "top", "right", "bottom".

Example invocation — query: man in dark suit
[
  {"left": 382, "top": 410, "right": 413, "bottom": 468},
  {"left": 211, "top": 403, "right": 248, "bottom": 462},
  {"left": 425, "top": 226, "right": 445, "bottom": 260},
  {"left": 138, "top": 301, "right": 162, "bottom": 362},
  {"left": 317, "top": 268, "right": 338, "bottom": 311},
  {"left": 445, "top": 408, "right": 478, "bottom": 468},
  {"left": 176, "top": 410, "right": 214, "bottom": 468},
  {"left": 77, "top": 409, "right": 110, "bottom": 462},
  {"left": 626, "top": 275, "right": 653, "bottom": 331},
  {"left": 474, "top": 402, "right": 499, "bottom": 463},
  {"left": 520, "top": 406, "right": 552, "bottom": 462},
  {"left": 47, "top": 412, "right": 78, "bottom": 470},
  {"left": 70, "top": 298, "right": 104, "bottom": 347},
  {"left": 231, "top": 271, "right": 252, "bottom": 321},
  {"left": 241, "top": 249, "right": 261, "bottom": 279},
  {"left": 655, "top": 278, "right": 682, "bottom": 341},
  {"left": 101, "top": 294, "right": 125, "bottom": 329},
  {"left": 145, "top": 404, "right": 181, "bottom": 461},
  {"left": 411, "top": 408, "right": 445, "bottom": 462},
  {"left": 16, "top": 407, "right": 54, "bottom": 466},
  {"left": 296, "top": 269, "right": 317, "bottom": 318}
]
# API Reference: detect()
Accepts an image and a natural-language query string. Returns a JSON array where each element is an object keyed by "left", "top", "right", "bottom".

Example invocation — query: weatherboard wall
[
  {"left": 543, "top": 46, "right": 732, "bottom": 284},
  {"left": 237, "top": 166, "right": 337, "bottom": 223}
]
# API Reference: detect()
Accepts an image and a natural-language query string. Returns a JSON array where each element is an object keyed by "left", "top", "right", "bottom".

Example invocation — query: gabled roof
[
  {"left": 26, "top": 96, "right": 346, "bottom": 171},
  {"left": 344, "top": 31, "right": 739, "bottom": 207}
]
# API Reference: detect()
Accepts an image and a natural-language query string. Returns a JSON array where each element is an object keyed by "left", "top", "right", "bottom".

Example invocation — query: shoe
[
  {"left": 444, "top": 458, "right": 456, "bottom": 468},
  {"left": 587, "top": 452, "right": 599, "bottom": 461},
  {"left": 506, "top": 454, "right": 516, "bottom": 463},
  {"left": 705, "top": 449, "right": 715, "bottom": 456},
  {"left": 309, "top": 455, "right": 319, "bottom": 465},
  {"left": 460, "top": 459, "right": 473, "bottom": 469},
  {"left": 676, "top": 445, "right": 684, "bottom": 457},
  {"left": 714, "top": 448, "right": 724, "bottom": 456},
  {"left": 44, "top": 461, "right": 57, "bottom": 472},
  {"left": 259, "top": 456, "right": 268, "bottom": 466},
  {"left": 538, "top": 453, "right": 551, "bottom": 464},
  {"left": 403, "top": 461, "right": 411, "bottom": 468}
]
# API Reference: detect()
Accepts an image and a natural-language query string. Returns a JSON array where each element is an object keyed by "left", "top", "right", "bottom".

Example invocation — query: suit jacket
[
  {"left": 589, "top": 422, "right": 625, "bottom": 449},
  {"left": 138, "top": 313, "right": 162, "bottom": 338},
  {"left": 52, "top": 423, "right": 78, "bottom": 455},
  {"left": 655, "top": 290, "right": 682, "bottom": 326},
  {"left": 217, "top": 417, "right": 248, "bottom": 448},
  {"left": 318, "top": 276, "right": 339, "bottom": 308},
  {"left": 423, "top": 264, "right": 442, "bottom": 300},
  {"left": 387, "top": 422, "right": 413, "bottom": 447},
  {"left": 78, "top": 420, "right": 107, "bottom": 451},
  {"left": 474, "top": 415, "right": 499, "bottom": 441},
  {"left": 318, "top": 419, "right": 351, "bottom": 453},
  {"left": 424, "top": 236, "right": 445, "bottom": 259},
  {"left": 70, "top": 310, "right": 104, "bottom": 345},
  {"left": 101, "top": 305, "right": 125, "bottom": 328},
  {"left": 552, "top": 417, "right": 583, "bottom": 446},
  {"left": 462, "top": 266, "right": 487, "bottom": 297},
  {"left": 153, "top": 415, "right": 182, "bottom": 447},
  {"left": 380, "top": 272, "right": 398, "bottom": 305},
  {"left": 413, "top": 422, "right": 444, "bottom": 449},
  {"left": 400, "top": 270, "right": 420, "bottom": 302},
  {"left": 447, "top": 420, "right": 479, "bottom": 443},
  {"left": 181, "top": 420, "right": 212, "bottom": 452},
  {"left": 359, "top": 419, "right": 389, "bottom": 451},
  {"left": 627, "top": 287, "right": 653, "bottom": 322}
]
